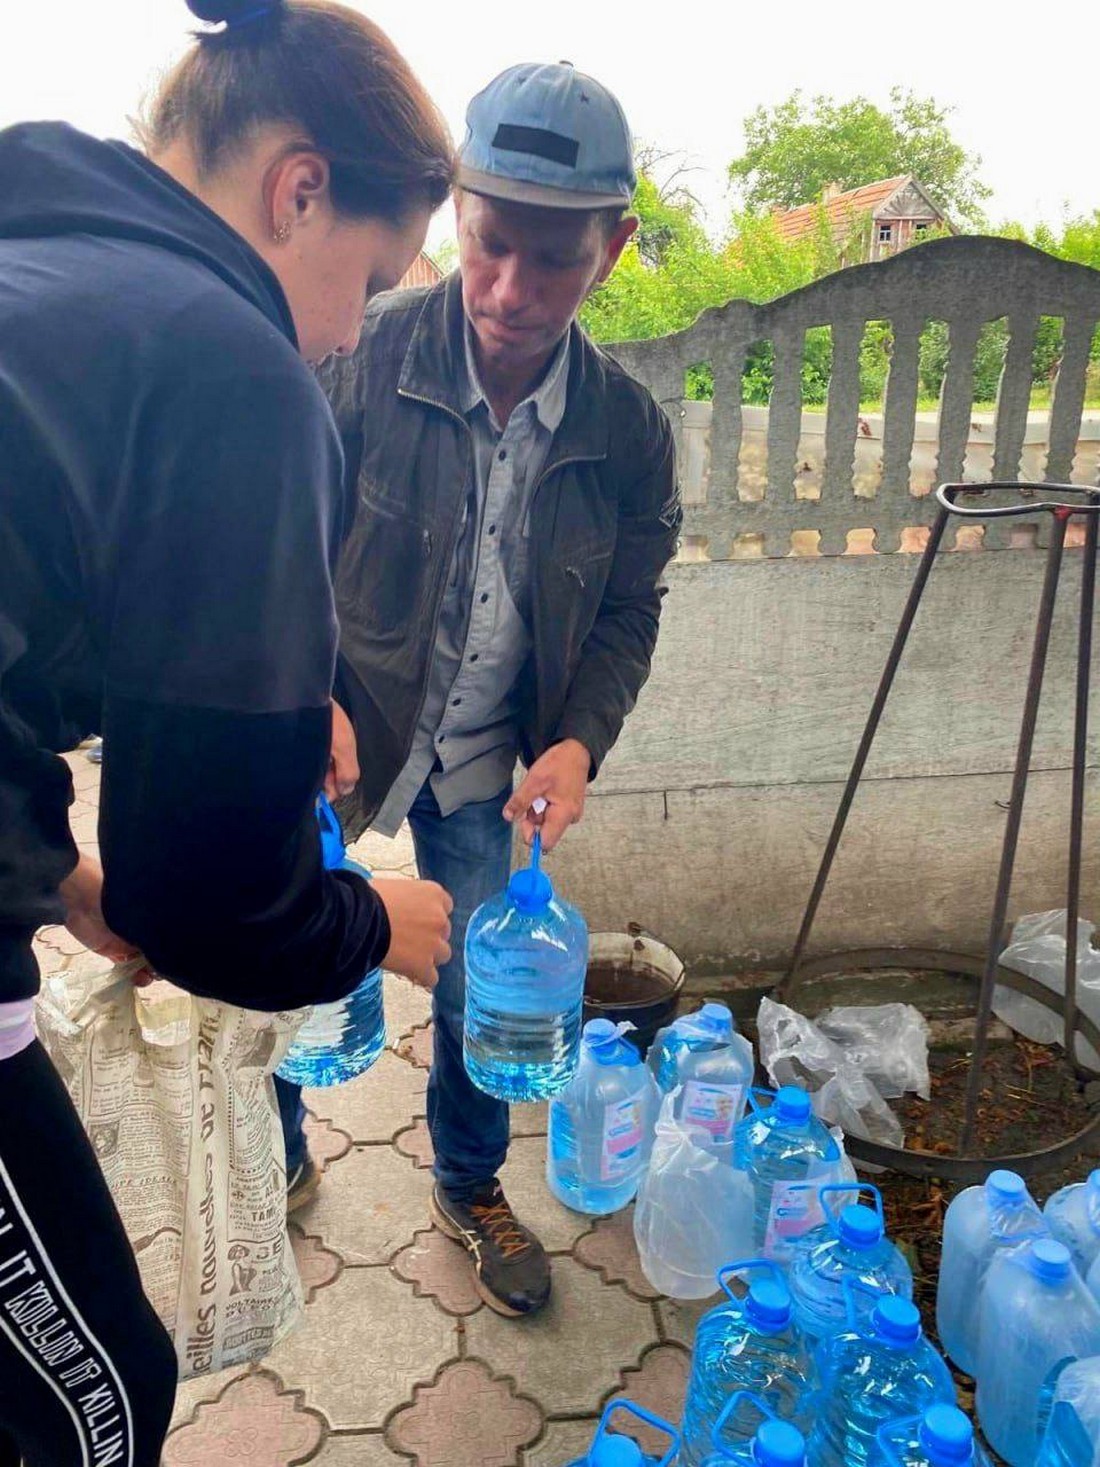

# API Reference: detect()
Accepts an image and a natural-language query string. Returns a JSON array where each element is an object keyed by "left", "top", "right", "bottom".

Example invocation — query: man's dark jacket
[{"left": 321, "top": 273, "right": 682, "bottom": 833}]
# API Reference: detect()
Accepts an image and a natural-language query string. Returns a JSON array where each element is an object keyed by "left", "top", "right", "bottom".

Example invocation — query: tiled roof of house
[
  {"left": 398, "top": 251, "right": 445, "bottom": 289},
  {"left": 771, "top": 176, "right": 912, "bottom": 243}
]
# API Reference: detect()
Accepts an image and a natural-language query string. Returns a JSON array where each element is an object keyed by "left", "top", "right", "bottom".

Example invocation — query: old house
[{"left": 772, "top": 176, "right": 954, "bottom": 264}]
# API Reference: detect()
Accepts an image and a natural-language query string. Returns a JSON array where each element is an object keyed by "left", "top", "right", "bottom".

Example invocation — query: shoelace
[{"left": 470, "top": 1199, "right": 530, "bottom": 1260}]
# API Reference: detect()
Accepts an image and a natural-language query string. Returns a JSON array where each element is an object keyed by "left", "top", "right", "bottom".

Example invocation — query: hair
[{"left": 141, "top": 0, "right": 454, "bottom": 224}]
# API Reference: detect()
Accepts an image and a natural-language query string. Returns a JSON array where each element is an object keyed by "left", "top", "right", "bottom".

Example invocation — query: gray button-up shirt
[{"left": 372, "top": 321, "right": 570, "bottom": 836}]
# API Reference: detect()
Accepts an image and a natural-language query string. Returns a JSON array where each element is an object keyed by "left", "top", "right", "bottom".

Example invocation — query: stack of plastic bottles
[
  {"left": 1036, "top": 1355, "right": 1100, "bottom": 1466},
  {"left": 564, "top": 1400, "right": 679, "bottom": 1466},
  {"left": 648, "top": 1003, "right": 755, "bottom": 1145},
  {"left": 733, "top": 1086, "right": 844, "bottom": 1261},
  {"left": 701, "top": 1393, "right": 806, "bottom": 1466},
  {"left": 1045, "top": 1172, "right": 1100, "bottom": 1298},
  {"left": 877, "top": 1405, "right": 993, "bottom": 1466}
]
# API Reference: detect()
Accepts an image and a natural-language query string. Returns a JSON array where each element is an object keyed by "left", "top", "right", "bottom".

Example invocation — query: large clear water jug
[
  {"left": 464, "top": 831, "right": 588, "bottom": 1102},
  {"left": 646, "top": 1003, "right": 755, "bottom": 1144},
  {"left": 700, "top": 1392, "right": 806, "bottom": 1467},
  {"left": 733, "top": 1087, "right": 841, "bottom": 1259},
  {"left": 786, "top": 1183, "right": 913, "bottom": 1348},
  {"left": 807, "top": 1295, "right": 957, "bottom": 1467},
  {"left": 277, "top": 795, "right": 385, "bottom": 1086},
  {"left": 679, "top": 1260, "right": 815, "bottom": 1467},
  {"left": 977, "top": 1238, "right": 1100, "bottom": 1467},
  {"left": 936, "top": 1168, "right": 1048, "bottom": 1376},
  {"left": 547, "top": 1019, "right": 660, "bottom": 1215},
  {"left": 1046, "top": 1173, "right": 1100, "bottom": 1279},
  {"left": 1036, "top": 1354, "right": 1100, "bottom": 1467},
  {"left": 877, "top": 1405, "right": 993, "bottom": 1467},
  {"left": 564, "top": 1399, "right": 680, "bottom": 1466}
]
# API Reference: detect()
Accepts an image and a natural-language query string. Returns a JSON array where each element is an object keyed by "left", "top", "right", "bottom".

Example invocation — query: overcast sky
[{"left": 2, "top": 0, "right": 1093, "bottom": 254}]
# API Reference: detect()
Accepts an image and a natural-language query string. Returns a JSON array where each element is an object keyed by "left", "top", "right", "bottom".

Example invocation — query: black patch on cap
[{"left": 491, "top": 124, "right": 579, "bottom": 169}]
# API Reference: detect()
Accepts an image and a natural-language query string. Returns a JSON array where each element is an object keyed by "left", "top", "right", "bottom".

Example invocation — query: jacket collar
[{"left": 398, "top": 271, "right": 609, "bottom": 465}]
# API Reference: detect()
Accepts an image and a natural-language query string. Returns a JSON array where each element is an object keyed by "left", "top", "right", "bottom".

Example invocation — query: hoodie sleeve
[{"left": 99, "top": 356, "right": 390, "bottom": 1011}]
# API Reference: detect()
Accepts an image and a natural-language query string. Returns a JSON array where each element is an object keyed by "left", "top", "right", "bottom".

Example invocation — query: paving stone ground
[{"left": 35, "top": 752, "right": 697, "bottom": 1465}]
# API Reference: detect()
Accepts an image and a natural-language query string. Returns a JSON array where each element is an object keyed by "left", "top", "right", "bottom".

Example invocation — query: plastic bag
[
  {"left": 756, "top": 998, "right": 926, "bottom": 1149},
  {"left": 816, "top": 1004, "right": 930, "bottom": 1101},
  {"left": 995, "top": 910, "right": 1100, "bottom": 1069},
  {"left": 37, "top": 960, "right": 307, "bottom": 1380},
  {"left": 633, "top": 1088, "right": 754, "bottom": 1298}
]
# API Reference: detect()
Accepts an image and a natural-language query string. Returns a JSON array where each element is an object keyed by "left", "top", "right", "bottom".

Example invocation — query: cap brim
[{"left": 455, "top": 164, "right": 629, "bottom": 212}]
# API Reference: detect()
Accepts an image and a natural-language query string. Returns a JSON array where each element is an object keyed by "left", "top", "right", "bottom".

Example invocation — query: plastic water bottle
[
  {"left": 976, "top": 1238, "right": 1100, "bottom": 1467},
  {"left": 877, "top": 1405, "right": 993, "bottom": 1467},
  {"left": 547, "top": 1019, "right": 660, "bottom": 1215},
  {"left": 464, "top": 828, "right": 588, "bottom": 1102},
  {"left": 564, "top": 1399, "right": 680, "bottom": 1466},
  {"left": 700, "top": 1392, "right": 806, "bottom": 1466},
  {"left": 1045, "top": 1172, "right": 1100, "bottom": 1278},
  {"left": 787, "top": 1184, "right": 913, "bottom": 1348},
  {"left": 808, "top": 1296, "right": 957, "bottom": 1467},
  {"left": 1036, "top": 1355, "right": 1100, "bottom": 1467},
  {"left": 936, "top": 1168, "right": 1048, "bottom": 1376},
  {"left": 277, "top": 796, "right": 385, "bottom": 1086},
  {"left": 647, "top": 1004, "right": 755, "bottom": 1143},
  {"left": 679, "top": 1261, "right": 815, "bottom": 1467},
  {"left": 733, "top": 1087, "right": 841, "bottom": 1259}
]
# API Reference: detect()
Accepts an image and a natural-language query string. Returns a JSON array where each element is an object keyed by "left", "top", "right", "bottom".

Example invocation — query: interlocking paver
[
  {"left": 395, "top": 1117, "right": 435, "bottom": 1170},
  {"left": 383, "top": 971, "right": 433, "bottom": 1040},
  {"left": 163, "top": 1370, "right": 325, "bottom": 1465},
  {"left": 574, "top": 1207, "right": 661, "bottom": 1300},
  {"left": 387, "top": 1358, "right": 542, "bottom": 1467},
  {"left": 311, "top": 1435, "right": 406, "bottom": 1464},
  {"left": 398, "top": 1021, "right": 434, "bottom": 1070},
  {"left": 304, "top": 1113, "right": 354, "bottom": 1173},
  {"left": 305, "top": 1051, "right": 427, "bottom": 1143},
  {"left": 604, "top": 1344, "right": 692, "bottom": 1455},
  {"left": 498, "top": 1136, "right": 591, "bottom": 1252},
  {"left": 510, "top": 1102, "right": 548, "bottom": 1137},
  {"left": 294, "top": 1143, "right": 433, "bottom": 1264},
  {"left": 290, "top": 1224, "right": 343, "bottom": 1303},
  {"left": 655, "top": 1294, "right": 714, "bottom": 1349},
  {"left": 523, "top": 1419, "right": 599, "bottom": 1465},
  {"left": 169, "top": 1363, "right": 251, "bottom": 1432},
  {"left": 392, "top": 1227, "right": 484, "bottom": 1316},
  {"left": 264, "top": 1268, "right": 459, "bottom": 1430},
  {"left": 464, "top": 1256, "right": 659, "bottom": 1415}
]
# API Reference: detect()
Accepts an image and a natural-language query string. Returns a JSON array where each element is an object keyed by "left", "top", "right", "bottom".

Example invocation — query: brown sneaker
[
  {"left": 430, "top": 1179, "right": 551, "bottom": 1318},
  {"left": 286, "top": 1156, "right": 321, "bottom": 1214}
]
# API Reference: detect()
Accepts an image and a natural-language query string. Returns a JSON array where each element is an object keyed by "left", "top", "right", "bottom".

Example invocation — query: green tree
[{"left": 727, "top": 89, "right": 990, "bottom": 227}]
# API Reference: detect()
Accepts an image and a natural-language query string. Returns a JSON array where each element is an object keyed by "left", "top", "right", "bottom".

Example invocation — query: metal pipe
[{"left": 1065, "top": 503, "right": 1099, "bottom": 1056}]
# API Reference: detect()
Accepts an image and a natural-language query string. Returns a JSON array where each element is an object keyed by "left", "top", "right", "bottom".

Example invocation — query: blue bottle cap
[
  {"left": 316, "top": 795, "right": 346, "bottom": 871},
  {"left": 772, "top": 1087, "right": 811, "bottom": 1125},
  {"left": 583, "top": 1019, "right": 638, "bottom": 1067},
  {"left": 745, "top": 1278, "right": 792, "bottom": 1331},
  {"left": 918, "top": 1405, "right": 973, "bottom": 1464},
  {"left": 698, "top": 1002, "right": 734, "bottom": 1037},
  {"left": 589, "top": 1436, "right": 644, "bottom": 1467},
  {"left": 753, "top": 1420, "right": 806, "bottom": 1467},
  {"left": 507, "top": 866, "right": 553, "bottom": 913},
  {"left": 871, "top": 1296, "right": 921, "bottom": 1345},
  {"left": 837, "top": 1204, "right": 883, "bottom": 1250},
  {"left": 1029, "top": 1238, "right": 1072, "bottom": 1281},
  {"left": 986, "top": 1169, "right": 1026, "bottom": 1204}
]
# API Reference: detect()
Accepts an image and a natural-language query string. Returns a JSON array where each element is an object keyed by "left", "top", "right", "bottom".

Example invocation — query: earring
[{"left": 273, "top": 221, "right": 292, "bottom": 245}]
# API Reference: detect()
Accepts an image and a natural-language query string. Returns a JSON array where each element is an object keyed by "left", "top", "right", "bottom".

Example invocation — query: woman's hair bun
[{"left": 185, "top": 0, "right": 283, "bottom": 25}]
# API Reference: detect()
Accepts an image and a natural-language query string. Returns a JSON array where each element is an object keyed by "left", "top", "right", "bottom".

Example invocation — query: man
[{"left": 279, "top": 61, "right": 681, "bottom": 1317}]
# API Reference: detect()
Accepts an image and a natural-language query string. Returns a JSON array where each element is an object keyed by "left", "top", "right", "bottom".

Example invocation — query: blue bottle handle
[
  {"left": 591, "top": 1400, "right": 680, "bottom": 1467},
  {"left": 717, "top": 1258, "right": 784, "bottom": 1304},
  {"left": 712, "top": 1390, "right": 775, "bottom": 1452},
  {"left": 746, "top": 1085, "right": 777, "bottom": 1116},
  {"left": 807, "top": 1181, "right": 883, "bottom": 1238},
  {"left": 875, "top": 1415, "right": 918, "bottom": 1467}
]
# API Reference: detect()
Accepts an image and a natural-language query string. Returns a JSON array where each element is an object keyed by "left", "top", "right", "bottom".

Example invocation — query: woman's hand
[{"left": 59, "top": 854, "right": 154, "bottom": 983}]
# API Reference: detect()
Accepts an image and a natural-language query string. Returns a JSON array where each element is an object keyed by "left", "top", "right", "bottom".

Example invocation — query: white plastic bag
[
  {"left": 37, "top": 960, "right": 307, "bottom": 1380},
  {"left": 995, "top": 910, "right": 1100, "bottom": 1068},
  {"left": 816, "top": 1004, "right": 930, "bottom": 1101},
  {"left": 633, "top": 1088, "right": 754, "bottom": 1298}
]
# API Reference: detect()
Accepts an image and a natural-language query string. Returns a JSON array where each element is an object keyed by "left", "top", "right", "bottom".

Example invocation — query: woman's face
[{"left": 274, "top": 204, "right": 430, "bottom": 364}]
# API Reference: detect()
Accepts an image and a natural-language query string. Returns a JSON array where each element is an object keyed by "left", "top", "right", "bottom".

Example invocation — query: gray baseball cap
[{"left": 456, "top": 62, "right": 636, "bottom": 211}]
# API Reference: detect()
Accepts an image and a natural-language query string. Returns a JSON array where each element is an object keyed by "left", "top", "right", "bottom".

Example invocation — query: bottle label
[
  {"left": 680, "top": 1081, "right": 744, "bottom": 1142},
  {"left": 764, "top": 1171, "right": 840, "bottom": 1263},
  {"left": 602, "top": 1098, "right": 645, "bottom": 1181}
]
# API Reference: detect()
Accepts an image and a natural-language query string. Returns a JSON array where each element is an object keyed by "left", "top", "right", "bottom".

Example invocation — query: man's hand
[
  {"left": 325, "top": 698, "right": 360, "bottom": 801},
  {"left": 374, "top": 878, "right": 454, "bottom": 990},
  {"left": 504, "top": 739, "right": 591, "bottom": 852},
  {"left": 59, "top": 854, "right": 154, "bottom": 984}
]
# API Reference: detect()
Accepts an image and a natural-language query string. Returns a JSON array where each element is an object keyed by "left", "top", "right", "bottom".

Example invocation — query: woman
[{"left": 0, "top": 2, "right": 454, "bottom": 1460}]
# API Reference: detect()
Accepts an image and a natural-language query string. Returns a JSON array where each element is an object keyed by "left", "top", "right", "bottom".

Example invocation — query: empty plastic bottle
[
  {"left": 936, "top": 1168, "right": 1048, "bottom": 1376},
  {"left": 977, "top": 1238, "right": 1100, "bottom": 1467},
  {"left": 548, "top": 1019, "right": 660, "bottom": 1215},
  {"left": 787, "top": 1184, "right": 913, "bottom": 1348},
  {"left": 701, "top": 1391, "right": 806, "bottom": 1467},
  {"left": 564, "top": 1399, "right": 680, "bottom": 1466},
  {"left": 647, "top": 1004, "right": 755, "bottom": 1143},
  {"left": 733, "top": 1087, "right": 841, "bottom": 1259},
  {"left": 877, "top": 1405, "right": 993, "bottom": 1467},
  {"left": 1036, "top": 1355, "right": 1100, "bottom": 1467},
  {"left": 808, "top": 1295, "right": 957, "bottom": 1467},
  {"left": 464, "top": 830, "right": 588, "bottom": 1102},
  {"left": 1046, "top": 1172, "right": 1100, "bottom": 1279},
  {"left": 277, "top": 796, "right": 385, "bottom": 1086},
  {"left": 679, "top": 1260, "right": 815, "bottom": 1467}
]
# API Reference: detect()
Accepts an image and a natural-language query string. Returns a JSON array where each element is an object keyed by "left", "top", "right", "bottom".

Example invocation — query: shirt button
[
  {"left": 498, "top": 448, "right": 507, "bottom": 462},
  {"left": 438, "top": 735, "right": 446, "bottom": 745},
  {"left": 452, "top": 697, "right": 462, "bottom": 707},
  {"left": 480, "top": 592, "right": 489, "bottom": 603},
  {"left": 488, "top": 523, "right": 497, "bottom": 535},
  {"left": 469, "top": 653, "right": 479, "bottom": 663}
]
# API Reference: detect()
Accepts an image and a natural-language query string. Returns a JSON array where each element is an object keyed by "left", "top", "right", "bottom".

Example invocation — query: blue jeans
[{"left": 274, "top": 779, "right": 514, "bottom": 1199}]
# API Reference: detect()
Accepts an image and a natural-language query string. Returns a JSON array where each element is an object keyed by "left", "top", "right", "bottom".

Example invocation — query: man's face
[{"left": 456, "top": 190, "right": 632, "bottom": 380}]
